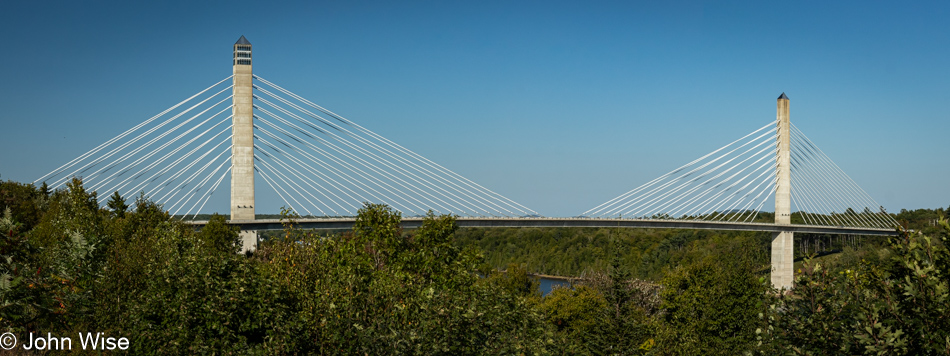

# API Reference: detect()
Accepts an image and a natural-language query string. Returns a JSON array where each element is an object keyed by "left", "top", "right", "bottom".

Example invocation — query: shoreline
[
  {"left": 528, "top": 273, "right": 583, "bottom": 282},
  {"left": 496, "top": 269, "right": 584, "bottom": 281}
]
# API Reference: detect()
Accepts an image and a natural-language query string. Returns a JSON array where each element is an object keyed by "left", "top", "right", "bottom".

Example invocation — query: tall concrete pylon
[
  {"left": 231, "top": 36, "right": 257, "bottom": 252},
  {"left": 771, "top": 93, "right": 793, "bottom": 290}
]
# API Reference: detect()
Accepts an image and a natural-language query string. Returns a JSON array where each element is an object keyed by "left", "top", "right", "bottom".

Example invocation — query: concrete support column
[
  {"left": 772, "top": 93, "right": 793, "bottom": 290},
  {"left": 231, "top": 36, "right": 257, "bottom": 253},
  {"left": 239, "top": 230, "right": 257, "bottom": 253},
  {"left": 771, "top": 231, "right": 794, "bottom": 289}
]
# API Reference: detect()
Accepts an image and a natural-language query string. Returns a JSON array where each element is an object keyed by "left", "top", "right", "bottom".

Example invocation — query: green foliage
[
  {"left": 761, "top": 220, "right": 950, "bottom": 355},
  {"left": 896, "top": 206, "right": 948, "bottom": 236},
  {"left": 656, "top": 235, "right": 768, "bottom": 356},
  {"left": 759, "top": 260, "right": 869, "bottom": 354},
  {"left": 540, "top": 279, "right": 658, "bottom": 355},
  {"left": 485, "top": 263, "right": 541, "bottom": 298},
  {"left": 537, "top": 240, "right": 660, "bottom": 355},
  {"left": 103, "top": 222, "right": 270, "bottom": 353},
  {"left": 453, "top": 227, "right": 615, "bottom": 276},
  {"left": 253, "top": 202, "right": 551, "bottom": 353},
  {"left": 106, "top": 190, "right": 128, "bottom": 218},
  {"left": 0, "top": 179, "right": 107, "bottom": 335},
  {"left": 604, "top": 239, "right": 657, "bottom": 354},
  {"left": 0, "top": 181, "right": 45, "bottom": 231},
  {"left": 540, "top": 285, "right": 609, "bottom": 353},
  {"left": 1, "top": 177, "right": 948, "bottom": 355},
  {"left": 0, "top": 182, "right": 556, "bottom": 353},
  {"left": 196, "top": 213, "right": 241, "bottom": 254},
  {"left": 453, "top": 226, "right": 771, "bottom": 280},
  {"left": 0, "top": 206, "right": 56, "bottom": 332},
  {"left": 130, "top": 192, "right": 169, "bottom": 230}
]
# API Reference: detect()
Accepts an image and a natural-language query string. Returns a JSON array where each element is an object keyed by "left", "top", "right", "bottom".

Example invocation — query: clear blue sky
[{"left": 1, "top": 1, "right": 947, "bottom": 216}]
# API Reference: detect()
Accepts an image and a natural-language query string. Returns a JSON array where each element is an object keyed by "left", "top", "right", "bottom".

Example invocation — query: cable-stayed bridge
[{"left": 34, "top": 37, "right": 897, "bottom": 289}]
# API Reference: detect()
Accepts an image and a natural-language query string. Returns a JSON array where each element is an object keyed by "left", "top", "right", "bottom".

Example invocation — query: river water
[{"left": 537, "top": 276, "right": 573, "bottom": 296}]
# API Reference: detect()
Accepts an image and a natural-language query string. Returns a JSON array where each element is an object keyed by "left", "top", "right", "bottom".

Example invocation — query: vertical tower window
[{"left": 233, "top": 47, "right": 252, "bottom": 65}]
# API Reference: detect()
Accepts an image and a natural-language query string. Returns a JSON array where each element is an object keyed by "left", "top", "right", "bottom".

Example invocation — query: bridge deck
[{"left": 184, "top": 218, "right": 897, "bottom": 236}]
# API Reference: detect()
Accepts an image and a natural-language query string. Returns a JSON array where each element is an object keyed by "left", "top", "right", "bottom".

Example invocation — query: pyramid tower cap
[
  {"left": 778, "top": 92, "right": 789, "bottom": 100},
  {"left": 235, "top": 36, "right": 251, "bottom": 45}
]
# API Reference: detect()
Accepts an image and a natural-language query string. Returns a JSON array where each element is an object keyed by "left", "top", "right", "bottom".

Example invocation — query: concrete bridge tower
[
  {"left": 231, "top": 36, "right": 257, "bottom": 252},
  {"left": 772, "top": 93, "right": 793, "bottom": 290}
]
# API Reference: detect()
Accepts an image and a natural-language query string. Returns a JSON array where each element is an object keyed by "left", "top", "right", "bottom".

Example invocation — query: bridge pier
[
  {"left": 771, "top": 231, "right": 794, "bottom": 289},
  {"left": 239, "top": 230, "right": 257, "bottom": 254},
  {"left": 772, "top": 93, "right": 793, "bottom": 290}
]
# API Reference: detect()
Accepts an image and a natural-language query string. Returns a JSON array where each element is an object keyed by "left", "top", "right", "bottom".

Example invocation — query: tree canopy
[{"left": 0, "top": 178, "right": 947, "bottom": 354}]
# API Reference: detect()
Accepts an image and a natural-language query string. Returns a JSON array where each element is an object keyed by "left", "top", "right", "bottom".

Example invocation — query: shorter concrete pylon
[{"left": 771, "top": 92, "right": 794, "bottom": 290}]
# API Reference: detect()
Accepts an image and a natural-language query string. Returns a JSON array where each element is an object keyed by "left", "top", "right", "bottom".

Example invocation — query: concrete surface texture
[
  {"left": 772, "top": 93, "right": 793, "bottom": 290},
  {"left": 231, "top": 37, "right": 257, "bottom": 253}
]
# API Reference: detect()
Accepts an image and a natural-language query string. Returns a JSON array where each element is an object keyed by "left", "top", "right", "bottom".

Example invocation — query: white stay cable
[
  {"left": 254, "top": 76, "right": 537, "bottom": 216},
  {"left": 254, "top": 96, "right": 485, "bottom": 216},
  {"left": 254, "top": 135, "right": 360, "bottom": 213},
  {"left": 583, "top": 121, "right": 776, "bottom": 217},
  {"left": 100, "top": 115, "right": 232, "bottom": 198},
  {"left": 90, "top": 105, "right": 232, "bottom": 194},
  {"left": 700, "top": 146, "right": 778, "bottom": 220},
  {"left": 254, "top": 119, "right": 419, "bottom": 214},
  {"left": 82, "top": 95, "right": 233, "bottom": 190},
  {"left": 257, "top": 145, "right": 345, "bottom": 215},
  {"left": 790, "top": 154, "right": 823, "bottom": 225},
  {"left": 255, "top": 144, "right": 338, "bottom": 215},
  {"left": 164, "top": 146, "right": 232, "bottom": 213},
  {"left": 790, "top": 159, "right": 836, "bottom": 226},
  {"left": 188, "top": 165, "right": 232, "bottom": 219},
  {"left": 255, "top": 89, "right": 513, "bottom": 216},
  {"left": 734, "top": 176, "right": 778, "bottom": 223},
  {"left": 746, "top": 181, "right": 779, "bottom": 223},
  {"left": 254, "top": 154, "right": 322, "bottom": 216},
  {"left": 50, "top": 86, "right": 233, "bottom": 189},
  {"left": 730, "top": 172, "right": 777, "bottom": 222},
  {"left": 253, "top": 126, "right": 376, "bottom": 209},
  {"left": 142, "top": 129, "right": 231, "bottom": 202},
  {"left": 790, "top": 185, "right": 816, "bottom": 225},
  {"left": 606, "top": 127, "right": 776, "bottom": 217},
  {"left": 168, "top": 151, "right": 232, "bottom": 216},
  {"left": 713, "top": 161, "right": 777, "bottom": 221},
  {"left": 791, "top": 132, "right": 869, "bottom": 226},
  {"left": 619, "top": 129, "right": 776, "bottom": 218},
  {"left": 35, "top": 76, "right": 233, "bottom": 185},
  {"left": 150, "top": 132, "right": 233, "bottom": 203},
  {"left": 792, "top": 125, "right": 882, "bottom": 225},
  {"left": 792, "top": 124, "right": 895, "bottom": 227},
  {"left": 255, "top": 164, "right": 302, "bottom": 216},
  {"left": 680, "top": 149, "right": 776, "bottom": 219},
  {"left": 252, "top": 111, "right": 435, "bottom": 216},
  {"left": 792, "top": 153, "right": 848, "bottom": 226},
  {"left": 659, "top": 137, "right": 776, "bottom": 218},
  {"left": 178, "top": 155, "right": 231, "bottom": 218},
  {"left": 791, "top": 128, "right": 884, "bottom": 227}
]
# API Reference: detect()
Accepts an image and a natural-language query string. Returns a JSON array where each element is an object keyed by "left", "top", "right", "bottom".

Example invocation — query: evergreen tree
[
  {"left": 106, "top": 191, "right": 128, "bottom": 218},
  {"left": 604, "top": 236, "right": 653, "bottom": 353},
  {"left": 39, "top": 182, "right": 49, "bottom": 198}
]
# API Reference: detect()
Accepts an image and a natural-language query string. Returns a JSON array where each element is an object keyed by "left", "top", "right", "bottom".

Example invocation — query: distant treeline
[{"left": 454, "top": 227, "right": 772, "bottom": 280}]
